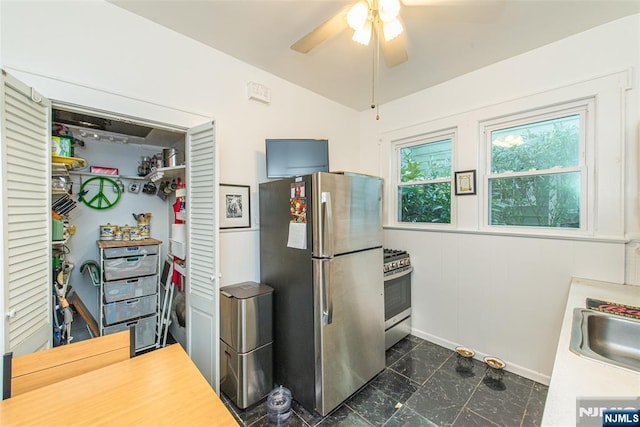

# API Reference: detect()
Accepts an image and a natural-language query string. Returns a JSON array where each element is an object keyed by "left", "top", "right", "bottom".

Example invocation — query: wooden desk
[{"left": 0, "top": 344, "right": 238, "bottom": 426}]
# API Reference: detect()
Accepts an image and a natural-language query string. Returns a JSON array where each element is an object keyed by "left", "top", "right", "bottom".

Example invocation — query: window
[
  {"left": 396, "top": 132, "right": 453, "bottom": 224},
  {"left": 484, "top": 104, "right": 588, "bottom": 229}
]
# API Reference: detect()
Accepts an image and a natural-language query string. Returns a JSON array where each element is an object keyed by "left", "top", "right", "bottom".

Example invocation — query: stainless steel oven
[{"left": 383, "top": 249, "right": 412, "bottom": 349}]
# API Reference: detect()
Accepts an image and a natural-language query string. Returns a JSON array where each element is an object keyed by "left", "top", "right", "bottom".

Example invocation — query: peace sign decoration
[{"left": 79, "top": 176, "right": 122, "bottom": 210}]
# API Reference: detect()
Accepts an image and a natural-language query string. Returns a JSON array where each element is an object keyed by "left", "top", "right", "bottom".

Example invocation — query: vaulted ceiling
[{"left": 110, "top": 0, "right": 640, "bottom": 111}]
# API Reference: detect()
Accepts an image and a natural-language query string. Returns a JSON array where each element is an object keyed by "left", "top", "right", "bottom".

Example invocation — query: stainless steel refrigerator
[{"left": 259, "top": 172, "right": 385, "bottom": 416}]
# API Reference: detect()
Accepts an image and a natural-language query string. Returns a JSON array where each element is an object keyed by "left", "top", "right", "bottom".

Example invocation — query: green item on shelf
[
  {"left": 52, "top": 219, "right": 64, "bottom": 241},
  {"left": 52, "top": 136, "right": 73, "bottom": 157}
]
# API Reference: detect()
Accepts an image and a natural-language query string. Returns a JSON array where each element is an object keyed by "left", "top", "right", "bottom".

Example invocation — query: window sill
[{"left": 383, "top": 224, "right": 627, "bottom": 244}]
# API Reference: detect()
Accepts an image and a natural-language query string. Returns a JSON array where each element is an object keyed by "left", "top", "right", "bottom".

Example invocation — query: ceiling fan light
[
  {"left": 378, "top": 0, "right": 400, "bottom": 23},
  {"left": 382, "top": 18, "right": 403, "bottom": 42},
  {"left": 352, "top": 21, "right": 372, "bottom": 45},
  {"left": 347, "top": 1, "right": 369, "bottom": 31}
]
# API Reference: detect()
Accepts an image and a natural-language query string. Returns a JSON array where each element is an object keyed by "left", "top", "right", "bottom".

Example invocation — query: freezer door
[
  {"left": 312, "top": 173, "right": 382, "bottom": 257},
  {"left": 314, "top": 248, "right": 385, "bottom": 416}
]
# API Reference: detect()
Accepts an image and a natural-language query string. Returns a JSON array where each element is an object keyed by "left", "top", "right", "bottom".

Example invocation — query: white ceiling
[{"left": 110, "top": 0, "right": 639, "bottom": 112}]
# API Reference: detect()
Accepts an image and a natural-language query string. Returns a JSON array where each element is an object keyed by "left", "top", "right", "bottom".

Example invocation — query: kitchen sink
[{"left": 569, "top": 308, "right": 640, "bottom": 373}]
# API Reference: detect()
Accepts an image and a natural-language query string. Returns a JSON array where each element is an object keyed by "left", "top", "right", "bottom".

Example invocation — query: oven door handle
[{"left": 384, "top": 266, "right": 413, "bottom": 282}]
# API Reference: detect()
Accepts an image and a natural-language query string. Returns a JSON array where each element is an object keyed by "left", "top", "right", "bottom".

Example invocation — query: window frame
[
  {"left": 391, "top": 128, "right": 457, "bottom": 228},
  {"left": 480, "top": 98, "right": 594, "bottom": 235}
]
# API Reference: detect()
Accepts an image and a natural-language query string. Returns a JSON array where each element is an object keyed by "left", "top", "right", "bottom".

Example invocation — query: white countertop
[{"left": 541, "top": 277, "right": 640, "bottom": 426}]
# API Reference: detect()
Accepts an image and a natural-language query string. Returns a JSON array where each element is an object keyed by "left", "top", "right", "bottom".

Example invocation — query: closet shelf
[
  {"left": 146, "top": 165, "right": 185, "bottom": 183},
  {"left": 51, "top": 155, "right": 86, "bottom": 170},
  {"left": 67, "top": 165, "right": 185, "bottom": 183},
  {"left": 68, "top": 171, "right": 147, "bottom": 181}
]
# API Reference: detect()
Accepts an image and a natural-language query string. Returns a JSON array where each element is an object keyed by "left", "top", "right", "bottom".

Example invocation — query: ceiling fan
[{"left": 290, "top": 0, "right": 410, "bottom": 68}]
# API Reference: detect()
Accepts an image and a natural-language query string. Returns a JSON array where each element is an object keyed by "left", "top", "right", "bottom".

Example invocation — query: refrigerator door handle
[
  {"left": 321, "top": 259, "right": 333, "bottom": 325},
  {"left": 321, "top": 192, "right": 334, "bottom": 258}
]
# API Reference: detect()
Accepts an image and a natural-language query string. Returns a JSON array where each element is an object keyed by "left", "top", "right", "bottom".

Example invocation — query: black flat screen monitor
[{"left": 266, "top": 138, "right": 329, "bottom": 178}]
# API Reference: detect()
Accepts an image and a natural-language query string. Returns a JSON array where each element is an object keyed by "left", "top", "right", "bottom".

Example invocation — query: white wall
[
  {"left": 2, "top": 0, "right": 639, "bottom": 386},
  {"left": 362, "top": 14, "right": 640, "bottom": 383},
  {"left": 0, "top": 0, "right": 360, "bottom": 300}
]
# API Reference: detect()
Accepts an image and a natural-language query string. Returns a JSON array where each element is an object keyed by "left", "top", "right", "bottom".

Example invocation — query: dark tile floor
[
  {"left": 222, "top": 335, "right": 548, "bottom": 427},
  {"left": 68, "top": 309, "right": 93, "bottom": 342}
]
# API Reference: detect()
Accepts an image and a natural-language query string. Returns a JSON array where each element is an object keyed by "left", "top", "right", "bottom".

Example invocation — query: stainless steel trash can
[{"left": 220, "top": 281, "right": 273, "bottom": 409}]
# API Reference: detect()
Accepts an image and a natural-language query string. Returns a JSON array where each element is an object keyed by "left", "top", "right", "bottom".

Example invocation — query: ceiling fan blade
[
  {"left": 374, "top": 20, "right": 408, "bottom": 68},
  {"left": 290, "top": 4, "right": 351, "bottom": 54}
]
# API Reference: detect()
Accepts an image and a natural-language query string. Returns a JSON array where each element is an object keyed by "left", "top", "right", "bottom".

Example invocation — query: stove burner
[
  {"left": 383, "top": 248, "right": 408, "bottom": 261},
  {"left": 383, "top": 248, "right": 411, "bottom": 275}
]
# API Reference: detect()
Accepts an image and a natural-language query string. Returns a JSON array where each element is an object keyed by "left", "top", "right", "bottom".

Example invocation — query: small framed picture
[
  {"left": 219, "top": 184, "right": 251, "bottom": 229},
  {"left": 455, "top": 170, "right": 476, "bottom": 195}
]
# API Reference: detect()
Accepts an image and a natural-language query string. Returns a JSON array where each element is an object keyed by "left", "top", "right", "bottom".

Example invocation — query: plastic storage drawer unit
[
  {"left": 103, "top": 255, "right": 158, "bottom": 281},
  {"left": 98, "top": 239, "right": 161, "bottom": 354},
  {"left": 103, "top": 245, "right": 159, "bottom": 258},
  {"left": 103, "top": 294, "right": 157, "bottom": 325},
  {"left": 104, "top": 276, "right": 158, "bottom": 303},
  {"left": 103, "top": 315, "right": 157, "bottom": 350}
]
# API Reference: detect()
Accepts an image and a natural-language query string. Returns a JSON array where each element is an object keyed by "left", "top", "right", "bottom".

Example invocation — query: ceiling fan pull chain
[
  {"left": 371, "top": 34, "right": 376, "bottom": 108},
  {"left": 374, "top": 31, "right": 381, "bottom": 120}
]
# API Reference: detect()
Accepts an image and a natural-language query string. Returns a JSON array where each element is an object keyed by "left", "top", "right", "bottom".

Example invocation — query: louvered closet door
[
  {"left": 1, "top": 71, "right": 52, "bottom": 355},
  {"left": 186, "top": 121, "right": 219, "bottom": 389}
]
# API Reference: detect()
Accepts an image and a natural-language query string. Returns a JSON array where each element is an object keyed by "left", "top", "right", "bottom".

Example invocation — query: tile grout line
[
  {"left": 518, "top": 383, "right": 536, "bottom": 427},
  {"left": 344, "top": 401, "right": 380, "bottom": 427},
  {"left": 388, "top": 348, "right": 456, "bottom": 387},
  {"left": 449, "top": 367, "right": 487, "bottom": 426},
  {"left": 464, "top": 407, "right": 503, "bottom": 427},
  {"left": 360, "top": 344, "right": 444, "bottom": 425}
]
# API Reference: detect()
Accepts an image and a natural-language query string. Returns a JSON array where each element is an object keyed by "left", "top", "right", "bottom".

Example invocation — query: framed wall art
[
  {"left": 455, "top": 170, "right": 476, "bottom": 195},
  {"left": 219, "top": 184, "right": 251, "bottom": 229}
]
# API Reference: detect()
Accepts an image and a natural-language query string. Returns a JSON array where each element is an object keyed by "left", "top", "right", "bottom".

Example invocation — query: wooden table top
[{"left": 0, "top": 344, "right": 238, "bottom": 426}]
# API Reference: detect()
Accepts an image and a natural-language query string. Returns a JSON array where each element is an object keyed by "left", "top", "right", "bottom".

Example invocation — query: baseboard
[{"left": 410, "top": 327, "right": 551, "bottom": 386}]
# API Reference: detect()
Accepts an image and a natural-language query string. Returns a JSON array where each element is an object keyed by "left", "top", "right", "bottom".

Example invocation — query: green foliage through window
[
  {"left": 398, "top": 138, "right": 452, "bottom": 224},
  {"left": 488, "top": 114, "right": 582, "bottom": 228}
]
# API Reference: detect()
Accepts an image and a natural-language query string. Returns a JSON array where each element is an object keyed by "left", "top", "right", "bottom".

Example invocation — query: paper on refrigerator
[{"left": 287, "top": 222, "right": 307, "bottom": 249}]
